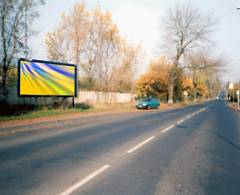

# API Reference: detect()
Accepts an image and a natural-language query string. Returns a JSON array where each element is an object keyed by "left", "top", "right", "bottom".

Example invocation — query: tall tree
[
  {"left": 161, "top": 5, "right": 217, "bottom": 103},
  {"left": 45, "top": 4, "right": 89, "bottom": 64},
  {"left": 111, "top": 41, "right": 142, "bottom": 92},
  {"left": 0, "top": 0, "right": 44, "bottom": 96},
  {"left": 46, "top": 3, "right": 142, "bottom": 92}
]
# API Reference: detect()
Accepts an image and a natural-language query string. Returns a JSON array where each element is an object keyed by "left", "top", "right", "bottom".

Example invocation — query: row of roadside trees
[
  {"left": 135, "top": 52, "right": 223, "bottom": 102},
  {"left": 0, "top": 2, "right": 226, "bottom": 104},
  {"left": 46, "top": 3, "right": 225, "bottom": 102}
]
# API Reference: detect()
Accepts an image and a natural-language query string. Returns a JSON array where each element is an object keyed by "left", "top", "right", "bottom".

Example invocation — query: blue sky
[{"left": 30, "top": 0, "right": 240, "bottom": 82}]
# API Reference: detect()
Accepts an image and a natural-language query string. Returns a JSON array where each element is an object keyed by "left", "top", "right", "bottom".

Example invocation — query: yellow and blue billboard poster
[{"left": 18, "top": 59, "right": 77, "bottom": 97}]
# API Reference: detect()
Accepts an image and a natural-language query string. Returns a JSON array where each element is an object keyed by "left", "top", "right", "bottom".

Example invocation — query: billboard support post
[
  {"left": 63, "top": 97, "right": 67, "bottom": 110},
  {"left": 72, "top": 97, "right": 75, "bottom": 108}
]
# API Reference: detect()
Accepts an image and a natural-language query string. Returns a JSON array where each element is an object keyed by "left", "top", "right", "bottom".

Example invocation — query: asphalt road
[{"left": 0, "top": 101, "right": 240, "bottom": 195}]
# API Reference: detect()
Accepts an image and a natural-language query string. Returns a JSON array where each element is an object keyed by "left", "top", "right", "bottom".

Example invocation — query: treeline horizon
[{"left": 1, "top": 1, "right": 227, "bottom": 103}]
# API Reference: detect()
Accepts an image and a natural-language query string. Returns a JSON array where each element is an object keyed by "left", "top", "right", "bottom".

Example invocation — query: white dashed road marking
[
  {"left": 59, "top": 165, "right": 110, "bottom": 195},
  {"left": 161, "top": 124, "right": 175, "bottom": 133},
  {"left": 127, "top": 136, "right": 155, "bottom": 154}
]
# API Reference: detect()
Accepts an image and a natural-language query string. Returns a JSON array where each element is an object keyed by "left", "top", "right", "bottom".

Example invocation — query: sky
[{"left": 29, "top": 0, "right": 240, "bottom": 82}]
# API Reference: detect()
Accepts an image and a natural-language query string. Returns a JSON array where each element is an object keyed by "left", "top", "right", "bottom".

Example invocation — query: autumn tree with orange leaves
[
  {"left": 135, "top": 55, "right": 221, "bottom": 102},
  {"left": 135, "top": 57, "right": 184, "bottom": 101}
]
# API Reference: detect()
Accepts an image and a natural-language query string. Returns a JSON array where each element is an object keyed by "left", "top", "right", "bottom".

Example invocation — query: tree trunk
[
  {"left": 168, "top": 78, "right": 174, "bottom": 104},
  {"left": 2, "top": 68, "right": 7, "bottom": 88},
  {"left": 88, "top": 76, "right": 92, "bottom": 89},
  {"left": 193, "top": 86, "right": 197, "bottom": 102},
  {"left": 192, "top": 69, "right": 197, "bottom": 102},
  {"left": 167, "top": 55, "right": 180, "bottom": 104},
  {"left": 168, "top": 65, "right": 178, "bottom": 104},
  {"left": 1, "top": 67, "right": 8, "bottom": 102}
]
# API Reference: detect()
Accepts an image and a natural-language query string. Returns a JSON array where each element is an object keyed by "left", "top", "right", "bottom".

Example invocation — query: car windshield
[{"left": 138, "top": 98, "right": 151, "bottom": 102}]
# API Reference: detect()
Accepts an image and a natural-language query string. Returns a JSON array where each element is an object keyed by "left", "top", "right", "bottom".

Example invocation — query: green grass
[
  {"left": 0, "top": 103, "right": 136, "bottom": 122},
  {"left": 0, "top": 107, "right": 100, "bottom": 121}
]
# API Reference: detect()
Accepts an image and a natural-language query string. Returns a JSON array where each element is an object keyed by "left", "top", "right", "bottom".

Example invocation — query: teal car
[{"left": 136, "top": 98, "right": 160, "bottom": 109}]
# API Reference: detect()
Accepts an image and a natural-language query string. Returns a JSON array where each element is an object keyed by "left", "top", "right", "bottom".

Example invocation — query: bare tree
[
  {"left": 0, "top": 0, "right": 44, "bottom": 97},
  {"left": 90, "top": 10, "right": 120, "bottom": 91},
  {"left": 46, "top": 4, "right": 89, "bottom": 64},
  {"left": 187, "top": 51, "right": 225, "bottom": 100},
  {"left": 111, "top": 42, "right": 143, "bottom": 92},
  {"left": 79, "top": 8, "right": 100, "bottom": 89},
  {"left": 161, "top": 5, "right": 217, "bottom": 103}
]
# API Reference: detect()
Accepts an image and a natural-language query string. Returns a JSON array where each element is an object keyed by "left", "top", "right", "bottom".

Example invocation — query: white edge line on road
[
  {"left": 59, "top": 165, "right": 110, "bottom": 195},
  {"left": 161, "top": 125, "right": 175, "bottom": 133},
  {"left": 127, "top": 136, "right": 155, "bottom": 154}
]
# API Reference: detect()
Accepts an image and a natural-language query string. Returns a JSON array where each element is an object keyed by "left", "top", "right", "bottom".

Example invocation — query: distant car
[
  {"left": 219, "top": 98, "right": 224, "bottom": 102},
  {"left": 136, "top": 98, "right": 160, "bottom": 109}
]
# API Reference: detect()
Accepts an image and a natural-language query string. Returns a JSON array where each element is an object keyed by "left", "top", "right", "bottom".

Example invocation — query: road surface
[{"left": 0, "top": 101, "right": 240, "bottom": 195}]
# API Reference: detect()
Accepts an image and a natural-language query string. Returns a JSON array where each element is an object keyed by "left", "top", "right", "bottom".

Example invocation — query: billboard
[{"left": 18, "top": 59, "right": 77, "bottom": 97}]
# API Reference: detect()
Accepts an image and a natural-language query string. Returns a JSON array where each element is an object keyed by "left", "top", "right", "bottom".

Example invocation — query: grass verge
[
  {"left": 0, "top": 107, "right": 95, "bottom": 121},
  {"left": 0, "top": 100, "right": 206, "bottom": 124}
]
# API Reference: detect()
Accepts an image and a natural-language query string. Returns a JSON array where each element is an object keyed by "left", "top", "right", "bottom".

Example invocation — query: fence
[
  {"left": 1, "top": 86, "right": 135, "bottom": 105},
  {"left": 75, "top": 91, "right": 135, "bottom": 104}
]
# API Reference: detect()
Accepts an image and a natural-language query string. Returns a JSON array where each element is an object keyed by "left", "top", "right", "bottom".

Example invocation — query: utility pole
[
  {"left": 229, "top": 83, "right": 234, "bottom": 103},
  {"left": 237, "top": 81, "right": 240, "bottom": 106},
  {"left": 237, "top": 90, "right": 240, "bottom": 106}
]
